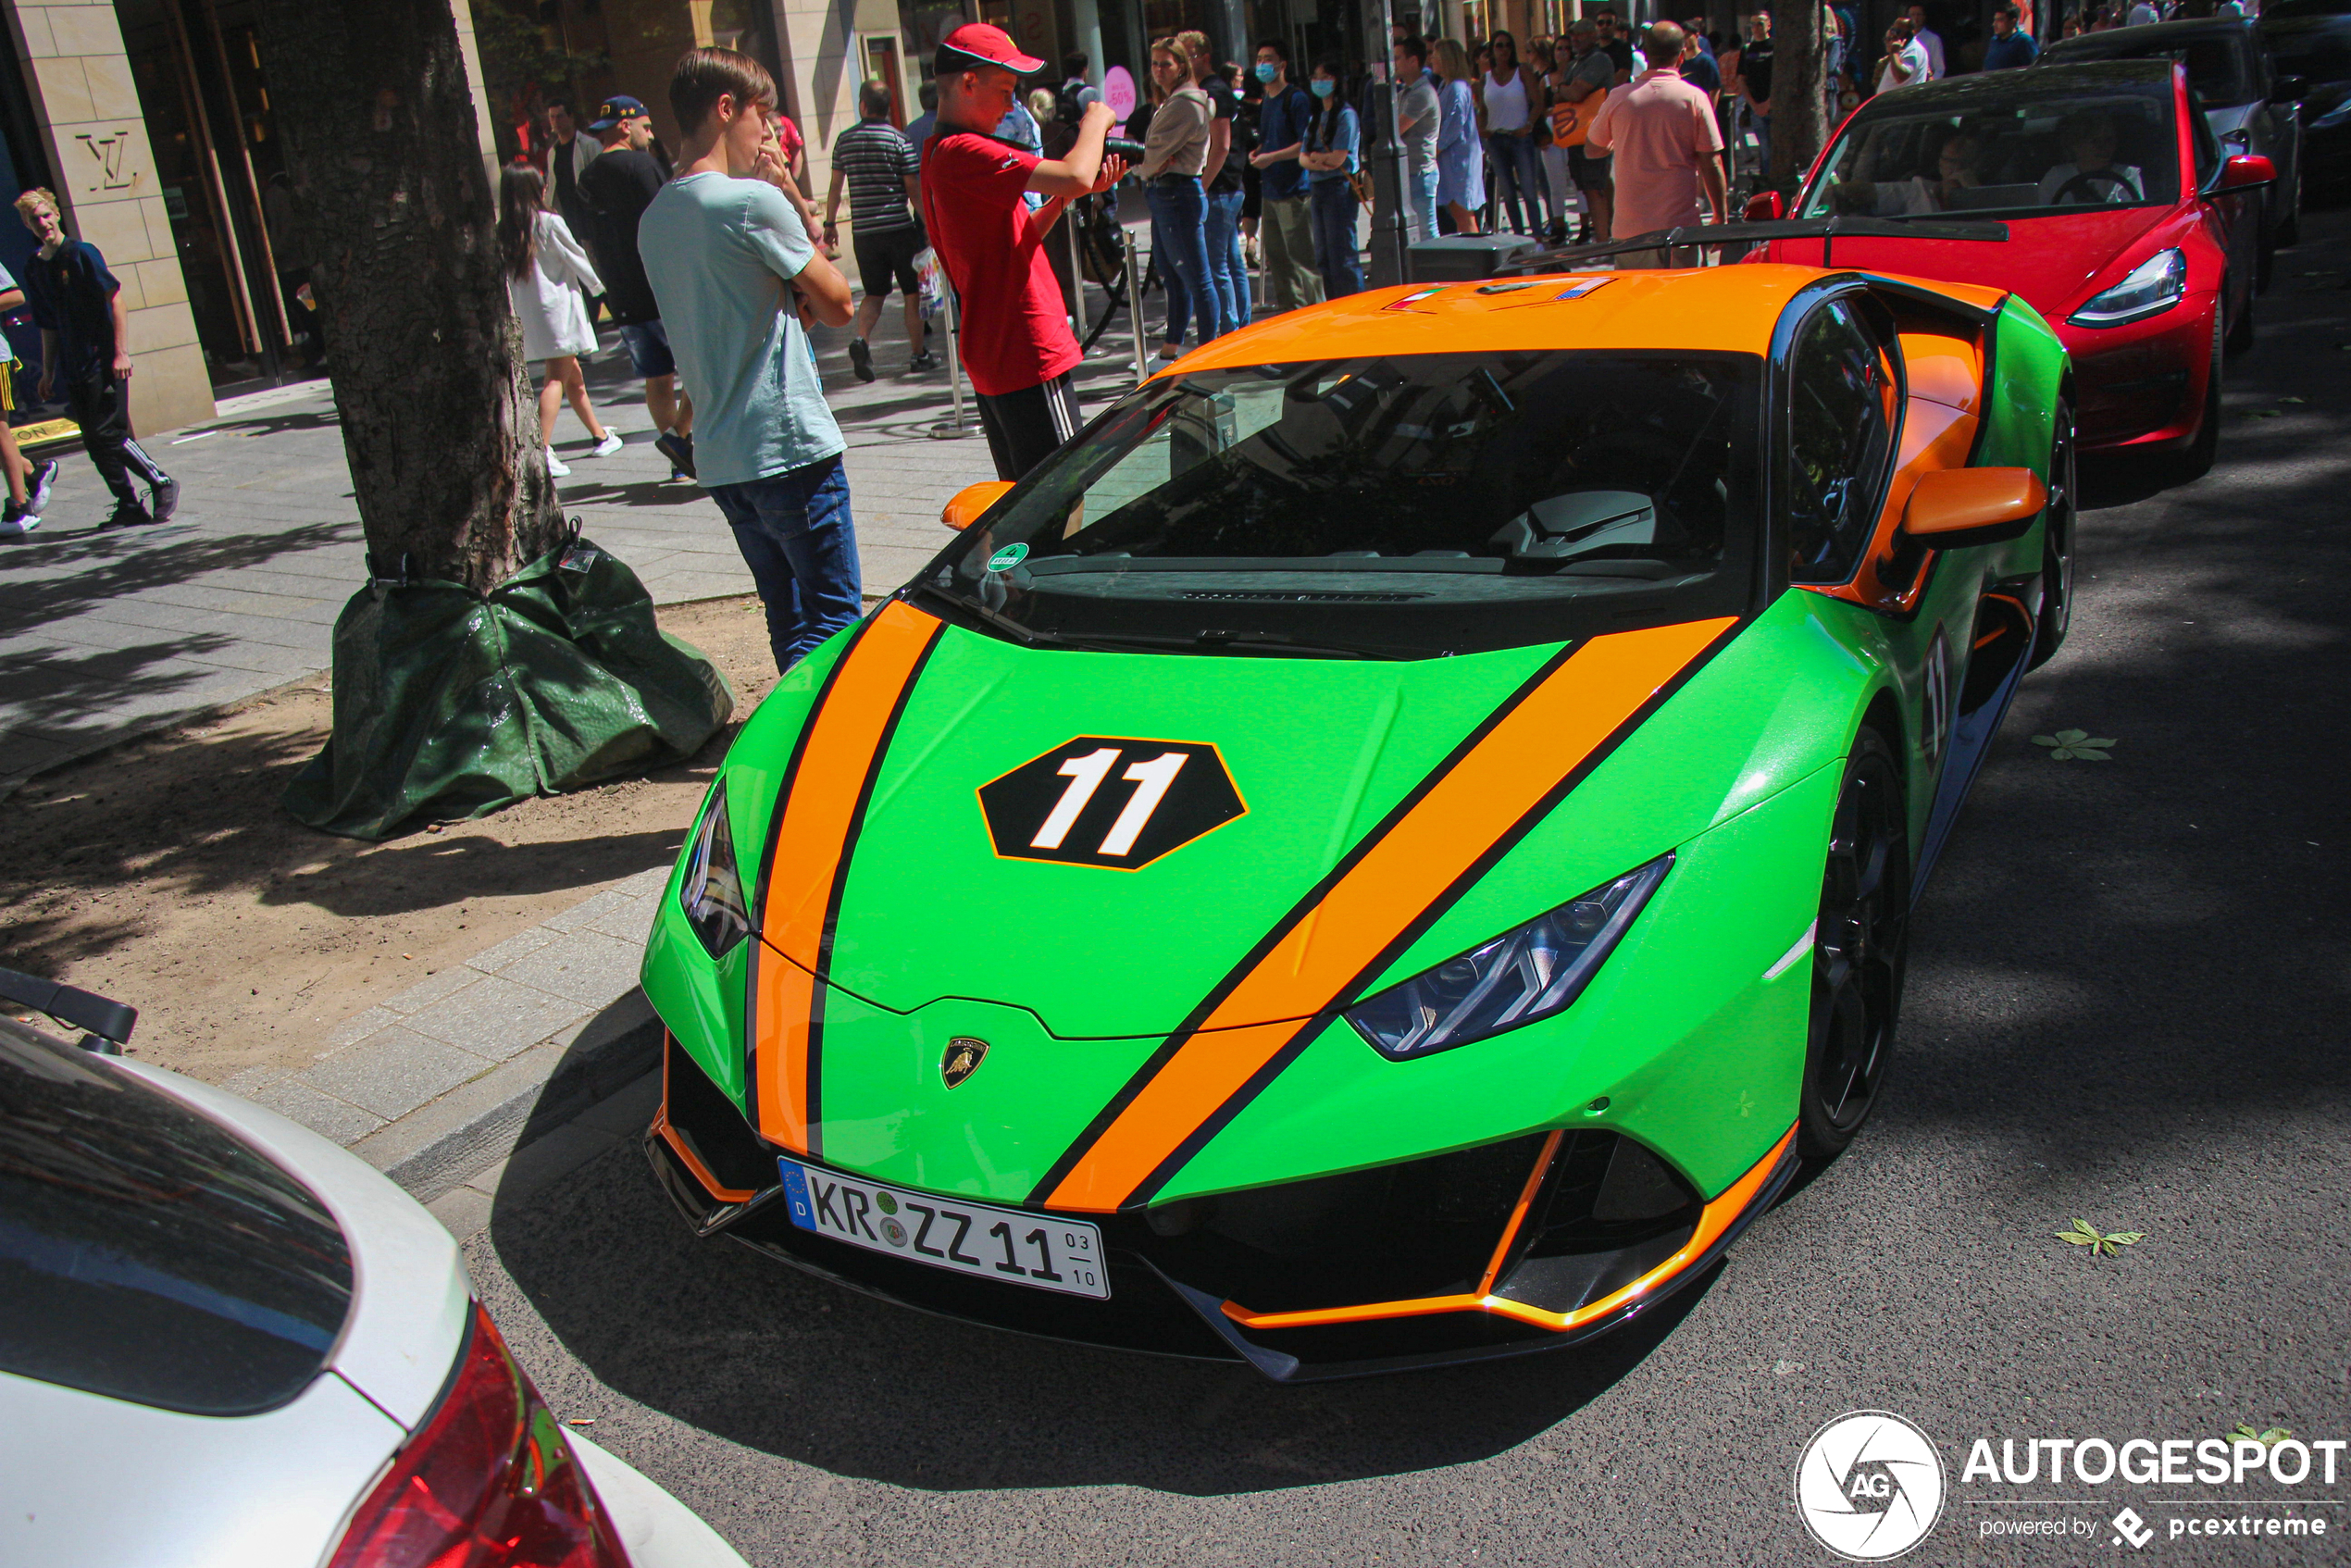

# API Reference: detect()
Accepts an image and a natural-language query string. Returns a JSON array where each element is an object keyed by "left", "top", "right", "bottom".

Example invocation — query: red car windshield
[{"left": 1800, "top": 73, "right": 2180, "bottom": 220}]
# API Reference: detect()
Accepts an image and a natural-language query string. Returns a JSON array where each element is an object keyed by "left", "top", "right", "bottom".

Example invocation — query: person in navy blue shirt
[
  {"left": 1248, "top": 40, "right": 1322, "bottom": 314},
  {"left": 1983, "top": 6, "right": 2039, "bottom": 69},
  {"left": 15, "top": 187, "right": 175, "bottom": 527}
]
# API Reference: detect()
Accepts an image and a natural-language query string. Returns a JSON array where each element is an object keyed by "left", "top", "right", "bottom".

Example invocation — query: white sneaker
[
  {"left": 590, "top": 431, "right": 624, "bottom": 457},
  {"left": 544, "top": 446, "right": 572, "bottom": 478},
  {"left": 0, "top": 507, "right": 39, "bottom": 536}
]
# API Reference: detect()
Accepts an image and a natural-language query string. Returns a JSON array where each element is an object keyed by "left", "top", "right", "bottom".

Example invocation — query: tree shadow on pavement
[
  {"left": 0, "top": 517, "right": 362, "bottom": 644},
  {"left": 485, "top": 1135, "right": 1719, "bottom": 1496},
  {"left": 1888, "top": 234, "right": 2351, "bottom": 1181}
]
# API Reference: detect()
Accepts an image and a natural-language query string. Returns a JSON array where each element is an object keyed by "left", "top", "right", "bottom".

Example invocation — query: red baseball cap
[{"left": 937, "top": 22, "right": 1046, "bottom": 75}]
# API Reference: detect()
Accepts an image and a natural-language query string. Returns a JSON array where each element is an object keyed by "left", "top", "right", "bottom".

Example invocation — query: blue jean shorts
[{"left": 618, "top": 320, "right": 676, "bottom": 380}]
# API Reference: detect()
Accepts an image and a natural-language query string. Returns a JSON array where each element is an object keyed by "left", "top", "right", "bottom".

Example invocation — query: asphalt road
[{"left": 467, "top": 202, "right": 2351, "bottom": 1568}]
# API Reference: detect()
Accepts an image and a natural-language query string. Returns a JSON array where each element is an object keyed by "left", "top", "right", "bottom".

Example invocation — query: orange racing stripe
[
  {"left": 1039, "top": 616, "right": 1738, "bottom": 1213},
  {"left": 749, "top": 601, "right": 944, "bottom": 1152}
]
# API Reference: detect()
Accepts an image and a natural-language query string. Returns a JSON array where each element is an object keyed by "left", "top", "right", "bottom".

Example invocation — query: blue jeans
[
  {"left": 1146, "top": 178, "right": 1218, "bottom": 347},
  {"left": 1408, "top": 165, "right": 1440, "bottom": 242},
  {"left": 1203, "top": 186, "right": 1250, "bottom": 335},
  {"left": 1486, "top": 130, "right": 1546, "bottom": 234},
  {"left": 707, "top": 453, "right": 862, "bottom": 673},
  {"left": 1309, "top": 179, "right": 1362, "bottom": 298}
]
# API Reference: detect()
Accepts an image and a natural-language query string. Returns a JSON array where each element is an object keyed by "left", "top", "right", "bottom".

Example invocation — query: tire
[
  {"left": 1798, "top": 729, "right": 1909, "bottom": 1160},
  {"left": 2225, "top": 284, "right": 2256, "bottom": 360},
  {"left": 2028, "top": 398, "right": 2076, "bottom": 672},
  {"left": 2174, "top": 311, "right": 2223, "bottom": 484}
]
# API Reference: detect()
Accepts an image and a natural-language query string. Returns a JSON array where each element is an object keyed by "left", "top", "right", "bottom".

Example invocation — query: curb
[{"left": 348, "top": 988, "right": 663, "bottom": 1204}]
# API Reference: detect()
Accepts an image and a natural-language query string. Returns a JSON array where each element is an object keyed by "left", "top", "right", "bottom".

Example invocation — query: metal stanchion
[
  {"left": 1124, "top": 226, "right": 1149, "bottom": 385},
  {"left": 928, "top": 283, "right": 969, "bottom": 440}
]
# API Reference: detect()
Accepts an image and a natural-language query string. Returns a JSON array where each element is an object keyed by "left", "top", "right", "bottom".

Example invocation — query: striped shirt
[{"left": 832, "top": 118, "right": 920, "bottom": 233}]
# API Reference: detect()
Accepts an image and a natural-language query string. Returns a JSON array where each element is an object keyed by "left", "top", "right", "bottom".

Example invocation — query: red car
[{"left": 1747, "top": 59, "right": 2271, "bottom": 478}]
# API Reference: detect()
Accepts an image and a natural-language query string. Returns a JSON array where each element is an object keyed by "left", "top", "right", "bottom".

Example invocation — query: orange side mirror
[
  {"left": 1901, "top": 467, "right": 2046, "bottom": 548},
  {"left": 942, "top": 479, "right": 1015, "bottom": 530}
]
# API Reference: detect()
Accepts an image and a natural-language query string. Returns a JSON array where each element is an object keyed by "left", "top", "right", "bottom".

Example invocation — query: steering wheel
[{"left": 2053, "top": 169, "right": 2140, "bottom": 205}]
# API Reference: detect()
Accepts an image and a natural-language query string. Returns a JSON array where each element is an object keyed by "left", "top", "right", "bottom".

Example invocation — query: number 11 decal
[{"left": 980, "top": 737, "right": 1247, "bottom": 869}]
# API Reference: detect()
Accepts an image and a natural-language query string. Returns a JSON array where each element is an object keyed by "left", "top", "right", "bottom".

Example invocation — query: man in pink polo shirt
[{"left": 1586, "top": 20, "right": 1726, "bottom": 268}]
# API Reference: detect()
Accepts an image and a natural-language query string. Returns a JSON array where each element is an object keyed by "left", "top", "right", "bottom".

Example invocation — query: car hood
[
  {"left": 1768, "top": 205, "right": 2174, "bottom": 319},
  {"left": 763, "top": 605, "right": 1782, "bottom": 1039}
]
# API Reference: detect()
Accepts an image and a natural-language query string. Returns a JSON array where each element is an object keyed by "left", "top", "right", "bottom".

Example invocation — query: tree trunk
[
  {"left": 251, "top": 0, "right": 559, "bottom": 594},
  {"left": 1769, "top": 5, "right": 1833, "bottom": 198}
]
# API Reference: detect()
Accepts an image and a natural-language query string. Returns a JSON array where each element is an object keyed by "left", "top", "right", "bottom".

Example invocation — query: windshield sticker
[{"left": 986, "top": 543, "right": 1029, "bottom": 572}]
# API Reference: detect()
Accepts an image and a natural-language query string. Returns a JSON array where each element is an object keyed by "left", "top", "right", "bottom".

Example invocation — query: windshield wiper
[
  {"left": 907, "top": 583, "right": 1121, "bottom": 653},
  {"left": 1071, "top": 628, "right": 1425, "bottom": 660}
]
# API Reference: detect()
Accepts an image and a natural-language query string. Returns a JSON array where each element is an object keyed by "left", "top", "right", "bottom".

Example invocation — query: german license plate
[{"left": 776, "top": 1159, "right": 1110, "bottom": 1300}]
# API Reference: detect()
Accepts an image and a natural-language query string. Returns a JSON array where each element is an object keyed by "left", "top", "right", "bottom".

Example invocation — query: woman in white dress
[{"left": 499, "top": 163, "right": 618, "bottom": 477}]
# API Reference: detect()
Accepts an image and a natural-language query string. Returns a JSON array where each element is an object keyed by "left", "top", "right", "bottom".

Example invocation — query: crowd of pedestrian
[{"left": 465, "top": 0, "right": 2142, "bottom": 673}]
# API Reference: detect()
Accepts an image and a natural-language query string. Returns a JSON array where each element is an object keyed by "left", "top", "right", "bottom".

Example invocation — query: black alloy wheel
[
  {"left": 2029, "top": 398, "right": 2077, "bottom": 671},
  {"left": 1800, "top": 730, "right": 1909, "bottom": 1159}
]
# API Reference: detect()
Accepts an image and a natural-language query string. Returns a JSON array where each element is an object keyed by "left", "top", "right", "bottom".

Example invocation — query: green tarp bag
[{"left": 283, "top": 535, "right": 733, "bottom": 840}]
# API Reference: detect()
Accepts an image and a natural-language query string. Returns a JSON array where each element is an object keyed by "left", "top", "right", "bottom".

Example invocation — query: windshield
[
  {"left": 2045, "top": 33, "right": 2259, "bottom": 106},
  {"left": 1799, "top": 76, "right": 2180, "bottom": 219},
  {"left": 2262, "top": 17, "right": 2351, "bottom": 81},
  {"left": 917, "top": 352, "right": 1760, "bottom": 659}
]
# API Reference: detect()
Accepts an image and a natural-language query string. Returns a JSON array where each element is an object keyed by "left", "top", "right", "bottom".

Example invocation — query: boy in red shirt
[{"left": 920, "top": 23, "right": 1126, "bottom": 479}]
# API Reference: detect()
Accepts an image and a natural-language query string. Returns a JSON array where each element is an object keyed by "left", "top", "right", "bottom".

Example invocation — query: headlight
[
  {"left": 1343, "top": 855, "right": 1672, "bottom": 1061},
  {"left": 678, "top": 779, "right": 752, "bottom": 958},
  {"left": 2067, "top": 248, "right": 2186, "bottom": 329}
]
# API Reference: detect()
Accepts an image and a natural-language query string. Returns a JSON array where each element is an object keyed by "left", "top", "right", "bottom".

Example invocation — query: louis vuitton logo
[{"left": 72, "top": 130, "right": 137, "bottom": 191}]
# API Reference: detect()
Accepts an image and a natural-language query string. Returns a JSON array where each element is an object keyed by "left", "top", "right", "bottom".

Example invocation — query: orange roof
[{"left": 1159, "top": 262, "right": 2007, "bottom": 374}]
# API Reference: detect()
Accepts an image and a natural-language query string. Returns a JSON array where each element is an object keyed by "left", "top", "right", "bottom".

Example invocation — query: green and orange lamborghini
[{"left": 639, "top": 263, "right": 2074, "bottom": 1380}]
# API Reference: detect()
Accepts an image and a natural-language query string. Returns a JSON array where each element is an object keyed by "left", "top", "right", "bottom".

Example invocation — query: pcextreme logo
[{"left": 1795, "top": 1411, "right": 1948, "bottom": 1561}]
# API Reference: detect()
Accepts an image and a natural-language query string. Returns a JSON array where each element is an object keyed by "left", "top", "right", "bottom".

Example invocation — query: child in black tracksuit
[{"left": 16, "top": 187, "right": 176, "bottom": 527}]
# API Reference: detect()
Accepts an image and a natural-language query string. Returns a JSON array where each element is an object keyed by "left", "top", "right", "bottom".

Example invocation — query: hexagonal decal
[{"left": 978, "top": 737, "right": 1247, "bottom": 870}]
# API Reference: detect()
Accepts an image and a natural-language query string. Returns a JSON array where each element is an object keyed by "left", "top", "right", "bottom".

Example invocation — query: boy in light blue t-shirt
[{"left": 640, "top": 48, "right": 858, "bottom": 672}]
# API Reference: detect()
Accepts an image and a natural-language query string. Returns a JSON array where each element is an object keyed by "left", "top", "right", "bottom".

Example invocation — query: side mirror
[
  {"left": 942, "top": 479, "right": 1014, "bottom": 530},
  {"left": 1901, "top": 467, "right": 2046, "bottom": 548},
  {"left": 2271, "top": 75, "right": 2307, "bottom": 106},
  {"left": 1744, "top": 190, "right": 1785, "bottom": 222},
  {"left": 2219, "top": 153, "right": 2275, "bottom": 191}
]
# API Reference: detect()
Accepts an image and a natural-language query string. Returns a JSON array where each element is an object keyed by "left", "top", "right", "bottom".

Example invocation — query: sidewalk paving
[{"left": 0, "top": 305, "right": 1150, "bottom": 794}]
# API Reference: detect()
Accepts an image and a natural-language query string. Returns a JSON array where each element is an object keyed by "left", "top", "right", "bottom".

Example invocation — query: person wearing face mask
[
  {"left": 1297, "top": 60, "right": 1362, "bottom": 298},
  {"left": 1248, "top": 40, "right": 1323, "bottom": 314},
  {"left": 919, "top": 23, "right": 1126, "bottom": 480}
]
